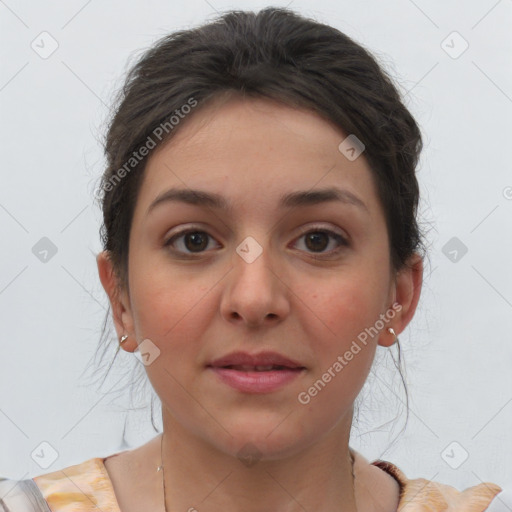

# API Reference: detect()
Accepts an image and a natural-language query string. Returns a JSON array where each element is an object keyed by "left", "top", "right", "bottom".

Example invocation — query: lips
[
  {"left": 206, "top": 352, "right": 306, "bottom": 393},
  {"left": 220, "top": 364, "right": 292, "bottom": 371},
  {"left": 207, "top": 351, "right": 305, "bottom": 371},
  {"left": 207, "top": 351, "right": 306, "bottom": 393}
]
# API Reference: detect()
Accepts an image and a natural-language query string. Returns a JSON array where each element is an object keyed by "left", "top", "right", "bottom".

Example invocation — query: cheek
[
  {"left": 298, "top": 272, "right": 385, "bottom": 400},
  {"left": 128, "top": 253, "right": 215, "bottom": 354},
  {"left": 127, "top": 266, "right": 216, "bottom": 412},
  {"left": 306, "top": 271, "right": 385, "bottom": 347}
]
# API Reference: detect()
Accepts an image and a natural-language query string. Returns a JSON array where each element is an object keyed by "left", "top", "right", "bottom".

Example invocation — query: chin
[{"left": 212, "top": 417, "right": 318, "bottom": 463}]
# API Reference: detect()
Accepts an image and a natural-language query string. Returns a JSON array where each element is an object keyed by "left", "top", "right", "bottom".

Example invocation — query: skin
[{"left": 97, "top": 95, "right": 423, "bottom": 512}]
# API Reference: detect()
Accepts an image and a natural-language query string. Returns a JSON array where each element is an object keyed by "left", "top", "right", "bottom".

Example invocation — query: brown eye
[
  {"left": 293, "top": 228, "right": 348, "bottom": 255},
  {"left": 305, "top": 232, "right": 329, "bottom": 252},
  {"left": 164, "top": 229, "right": 217, "bottom": 254},
  {"left": 183, "top": 232, "right": 209, "bottom": 252}
]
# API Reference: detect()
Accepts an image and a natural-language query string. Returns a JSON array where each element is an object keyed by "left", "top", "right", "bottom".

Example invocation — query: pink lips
[{"left": 207, "top": 351, "right": 306, "bottom": 393}]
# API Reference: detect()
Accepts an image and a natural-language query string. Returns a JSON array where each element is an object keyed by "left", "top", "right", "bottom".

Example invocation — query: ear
[
  {"left": 96, "top": 251, "right": 137, "bottom": 352},
  {"left": 378, "top": 252, "right": 423, "bottom": 347}
]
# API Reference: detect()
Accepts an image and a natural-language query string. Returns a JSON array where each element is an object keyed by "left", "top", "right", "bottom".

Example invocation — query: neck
[{"left": 160, "top": 408, "right": 358, "bottom": 512}]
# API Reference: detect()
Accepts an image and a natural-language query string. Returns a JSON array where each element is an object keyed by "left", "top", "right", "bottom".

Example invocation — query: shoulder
[
  {"left": 1, "top": 453, "right": 125, "bottom": 512},
  {"left": 351, "top": 449, "right": 402, "bottom": 511},
  {"left": 371, "top": 457, "right": 507, "bottom": 511}
]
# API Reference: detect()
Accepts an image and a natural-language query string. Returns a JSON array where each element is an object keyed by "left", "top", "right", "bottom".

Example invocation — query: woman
[{"left": 1, "top": 7, "right": 508, "bottom": 512}]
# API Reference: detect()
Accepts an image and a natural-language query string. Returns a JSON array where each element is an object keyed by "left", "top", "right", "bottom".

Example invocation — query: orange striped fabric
[
  {"left": 373, "top": 459, "right": 503, "bottom": 511},
  {"left": 31, "top": 455, "right": 503, "bottom": 512},
  {"left": 33, "top": 458, "right": 121, "bottom": 512}
]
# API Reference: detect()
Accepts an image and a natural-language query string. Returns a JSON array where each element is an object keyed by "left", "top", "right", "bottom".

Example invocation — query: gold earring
[{"left": 119, "top": 334, "right": 129, "bottom": 345}]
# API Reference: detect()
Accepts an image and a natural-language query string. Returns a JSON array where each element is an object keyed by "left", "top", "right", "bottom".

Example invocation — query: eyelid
[
  {"left": 291, "top": 224, "right": 349, "bottom": 254},
  {"left": 163, "top": 225, "right": 219, "bottom": 254},
  {"left": 294, "top": 223, "right": 348, "bottom": 240}
]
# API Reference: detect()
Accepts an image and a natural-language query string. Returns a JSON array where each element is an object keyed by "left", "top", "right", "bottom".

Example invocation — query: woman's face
[{"left": 100, "top": 96, "right": 420, "bottom": 460}]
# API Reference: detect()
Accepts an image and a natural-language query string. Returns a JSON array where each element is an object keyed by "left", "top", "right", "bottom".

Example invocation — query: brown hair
[{"left": 90, "top": 7, "right": 426, "bottom": 438}]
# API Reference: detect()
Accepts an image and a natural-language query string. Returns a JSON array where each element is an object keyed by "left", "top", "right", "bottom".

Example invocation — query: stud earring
[
  {"left": 387, "top": 327, "right": 398, "bottom": 343},
  {"left": 119, "top": 334, "right": 129, "bottom": 345}
]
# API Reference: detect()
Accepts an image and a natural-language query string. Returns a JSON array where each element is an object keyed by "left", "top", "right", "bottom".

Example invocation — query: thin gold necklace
[
  {"left": 157, "top": 433, "right": 356, "bottom": 512},
  {"left": 156, "top": 434, "right": 168, "bottom": 512}
]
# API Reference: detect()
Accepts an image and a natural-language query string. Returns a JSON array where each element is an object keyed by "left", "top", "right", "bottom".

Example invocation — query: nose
[{"left": 220, "top": 241, "right": 290, "bottom": 329}]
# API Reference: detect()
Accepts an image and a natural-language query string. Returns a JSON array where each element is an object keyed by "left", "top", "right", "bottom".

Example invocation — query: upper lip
[{"left": 207, "top": 351, "right": 305, "bottom": 369}]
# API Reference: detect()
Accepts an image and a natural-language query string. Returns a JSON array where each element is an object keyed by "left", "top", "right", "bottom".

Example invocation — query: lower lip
[{"left": 208, "top": 367, "right": 305, "bottom": 393}]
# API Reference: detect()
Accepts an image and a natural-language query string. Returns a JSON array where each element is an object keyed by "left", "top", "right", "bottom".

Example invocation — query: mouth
[
  {"left": 214, "top": 364, "right": 304, "bottom": 372},
  {"left": 206, "top": 352, "right": 306, "bottom": 393},
  {"left": 207, "top": 350, "right": 305, "bottom": 370}
]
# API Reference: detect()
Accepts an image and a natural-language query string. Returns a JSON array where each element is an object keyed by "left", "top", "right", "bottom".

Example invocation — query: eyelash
[{"left": 163, "top": 225, "right": 348, "bottom": 257}]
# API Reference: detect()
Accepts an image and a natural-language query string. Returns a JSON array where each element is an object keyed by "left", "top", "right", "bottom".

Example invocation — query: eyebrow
[{"left": 146, "top": 186, "right": 369, "bottom": 216}]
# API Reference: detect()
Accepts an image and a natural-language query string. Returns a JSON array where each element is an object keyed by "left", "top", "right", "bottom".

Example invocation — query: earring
[
  {"left": 387, "top": 327, "right": 398, "bottom": 344},
  {"left": 119, "top": 334, "right": 129, "bottom": 345}
]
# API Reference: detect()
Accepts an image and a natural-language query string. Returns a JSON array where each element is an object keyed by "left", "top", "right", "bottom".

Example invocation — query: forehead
[
  {"left": 133, "top": 96, "right": 382, "bottom": 220},
  {"left": 152, "top": 95, "right": 350, "bottom": 166}
]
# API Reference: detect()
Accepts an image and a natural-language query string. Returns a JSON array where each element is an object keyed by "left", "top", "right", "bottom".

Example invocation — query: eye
[
  {"left": 292, "top": 227, "right": 348, "bottom": 255},
  {"left": 164, "top": 228, "right": 219, "bottom": 255},
  {"left": 163, "top": 226, "right": 348, "bottom": 257}
]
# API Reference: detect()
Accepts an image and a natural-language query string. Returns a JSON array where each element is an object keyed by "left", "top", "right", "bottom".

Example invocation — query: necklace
[
  {"left": 157, "top": 433, "right": 356, "bottom": 512},
  {"left": 156, "top": 433, "right": 168, "bottom": 512}
]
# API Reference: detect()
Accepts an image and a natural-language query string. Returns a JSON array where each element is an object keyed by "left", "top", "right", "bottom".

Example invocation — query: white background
[{"left": 1, "top": 0, "right": 511, "bottom": 492}]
